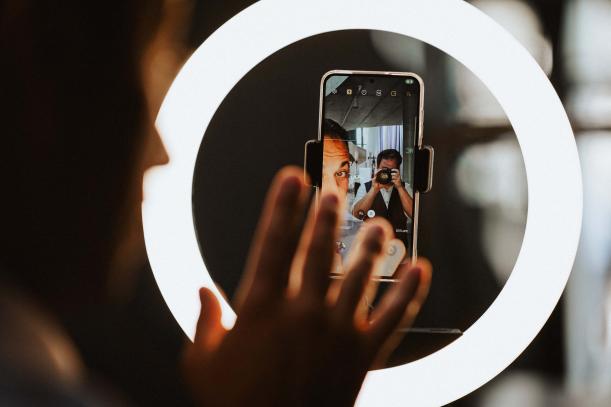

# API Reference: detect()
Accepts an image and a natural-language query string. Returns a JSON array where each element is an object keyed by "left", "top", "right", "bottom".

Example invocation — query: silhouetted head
[{"left": 0, "top": 1, "right": 168, "bottom": 315}]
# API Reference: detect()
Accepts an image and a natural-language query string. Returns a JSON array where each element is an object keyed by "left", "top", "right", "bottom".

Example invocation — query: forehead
[
  {"left": 323, "top": 137, "right": 349, "bottom": 159},
  {"left": 379, "top": 158, "right": 399, "bottom": 167}
]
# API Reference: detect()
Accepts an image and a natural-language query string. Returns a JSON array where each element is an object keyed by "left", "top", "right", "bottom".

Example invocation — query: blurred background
[{"left": 113, "top": 0, "right": 611, "bottom": 405}]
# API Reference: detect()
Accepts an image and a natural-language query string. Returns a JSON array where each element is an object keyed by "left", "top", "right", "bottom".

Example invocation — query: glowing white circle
[{"left": 142, "top": 0, "right": 582, "bottom": 404}]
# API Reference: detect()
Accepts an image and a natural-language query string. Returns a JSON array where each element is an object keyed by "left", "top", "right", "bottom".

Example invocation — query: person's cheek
[
  {"left": 338, "top": 178, "right": 349, "bottom": 197},
  {"left": 322, "top": 179, "right": 339, "bottom": 196}
]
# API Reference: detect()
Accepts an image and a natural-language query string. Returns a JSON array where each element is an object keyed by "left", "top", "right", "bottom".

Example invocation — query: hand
[
  {"left": 183, "top": 166, "right": 431, "bottom": 407},
  {"left": 371, "top": 169, "right": 382, "bottom": 191},
  {"left": 391, "top": 169, "right": 403, "bottom": 189}
]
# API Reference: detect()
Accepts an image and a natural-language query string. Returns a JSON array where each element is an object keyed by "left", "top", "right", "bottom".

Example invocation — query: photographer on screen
[{"left": 352, "top": 149, "right": 414, "bottom": 246}]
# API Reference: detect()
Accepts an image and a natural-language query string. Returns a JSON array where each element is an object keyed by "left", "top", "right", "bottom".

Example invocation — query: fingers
[
  {"left": 234, "top": 167, "right": 308, "bottom": 310},
  {"left": 391, "top": 171, "right": 401, "bottom": 184},
  {"left": 332, "top": 219, "right": 393, "bottom": 322},
  {"left": 295, "top": 193, "right": 340, "bottom": 302},
  {"left": 367, "top": 258, "right": 432, "bottom": 352},
  {"left": 355, "top": 277, "right": 379, "bottom": 323},
  {"left": 194, "top": 287, "right": 226, "bottom": 350}
]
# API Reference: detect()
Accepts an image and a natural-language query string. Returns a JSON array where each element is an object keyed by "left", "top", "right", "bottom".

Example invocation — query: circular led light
[{"left": 143, "top": 0, "right": 582, "bottom": 405}]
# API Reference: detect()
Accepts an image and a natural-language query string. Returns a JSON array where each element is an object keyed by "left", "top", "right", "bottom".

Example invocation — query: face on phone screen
[{"left": 320, "top": 72, "right": 421, "bottom": 278}]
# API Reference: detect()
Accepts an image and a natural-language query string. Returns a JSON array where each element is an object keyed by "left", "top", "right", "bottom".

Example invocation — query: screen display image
[{"left": 320, "top": 72, "right": 422, "bottom": 279}]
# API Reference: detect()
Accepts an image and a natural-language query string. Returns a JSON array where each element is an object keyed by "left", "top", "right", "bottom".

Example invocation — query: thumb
[{"left": 193, "top": 287, "right": 225, "bottom": 350}]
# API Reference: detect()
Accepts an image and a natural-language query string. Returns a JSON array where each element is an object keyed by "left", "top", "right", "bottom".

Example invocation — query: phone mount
[
  {"left": 414, "top": 145, "right": 434, "bottom": 193},
  {"left": 304, "top": 140, "right": 323, "bottom": 187},
  {"left": 304, "top": 140, "right": 434, "bottom": 193}
]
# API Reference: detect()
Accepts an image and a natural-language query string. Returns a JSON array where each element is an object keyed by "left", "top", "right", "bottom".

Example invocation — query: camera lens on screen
[{"left": 376, "top": 168, "right": 393, "bottom": 185}]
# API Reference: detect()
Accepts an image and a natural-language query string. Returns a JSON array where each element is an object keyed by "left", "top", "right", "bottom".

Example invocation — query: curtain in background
[{"left": 377, "top": 125, "right": 403, "bottom": 154}]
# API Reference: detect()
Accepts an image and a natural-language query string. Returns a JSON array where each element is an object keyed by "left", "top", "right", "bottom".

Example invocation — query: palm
[{"left": 183, "top": 167, "right": 431, "bottom": 407}]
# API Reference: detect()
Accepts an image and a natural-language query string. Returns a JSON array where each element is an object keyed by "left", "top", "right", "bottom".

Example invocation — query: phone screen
[{"left": 320, "top": 72, "right": 422, "bottom": 278}]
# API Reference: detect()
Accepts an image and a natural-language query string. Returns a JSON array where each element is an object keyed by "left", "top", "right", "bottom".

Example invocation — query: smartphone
[{"left": 305, "top": 70, "right": 433, "bottom": 281}]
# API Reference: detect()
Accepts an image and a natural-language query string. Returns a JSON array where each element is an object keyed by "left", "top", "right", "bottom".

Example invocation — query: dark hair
[
  {"left": 376, "top": 149, "right": 403, "bottom": 168},
  {"left": 0, "top": 1, "right": 163, "bottom": 313},
  {"left": 323, "top": 119, "right": 355, "bottom": 162},
  {"left": 323, "top": 118, "right": 349, "bottom": 144}
]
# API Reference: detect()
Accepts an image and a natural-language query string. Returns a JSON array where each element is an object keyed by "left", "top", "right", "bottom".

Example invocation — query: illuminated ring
[{"left": 143, "top": 0, "right": 582, "bottom": 404}]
